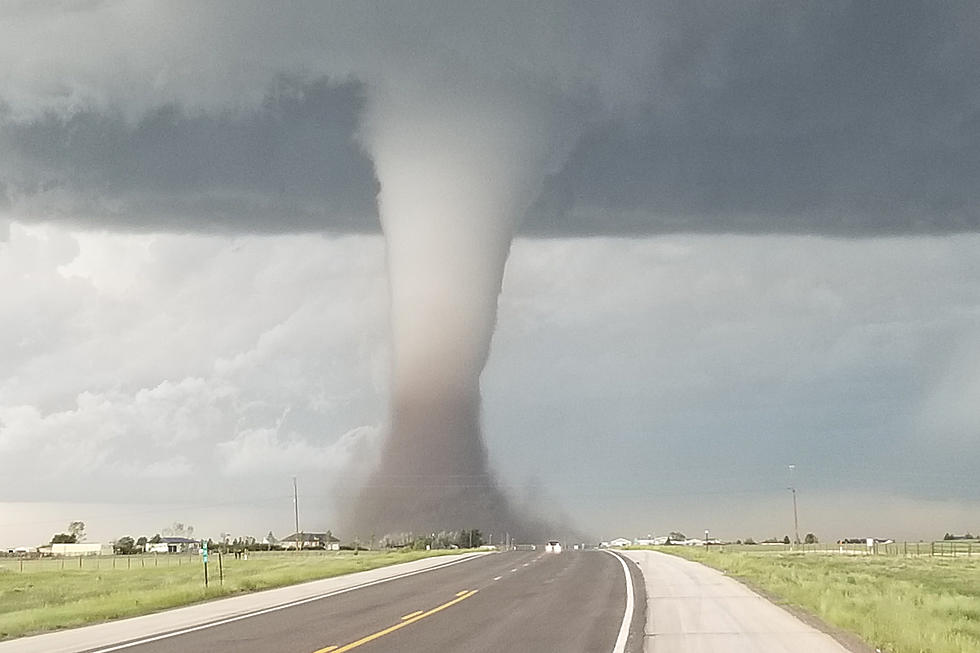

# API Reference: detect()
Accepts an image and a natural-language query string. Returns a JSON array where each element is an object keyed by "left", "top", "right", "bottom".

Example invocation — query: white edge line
[
  {"left": 604, "top": 550, "right": 635, "bottom": 653},
  {"left": 85, "top": 553, "right": 487, "bottom": 653}
]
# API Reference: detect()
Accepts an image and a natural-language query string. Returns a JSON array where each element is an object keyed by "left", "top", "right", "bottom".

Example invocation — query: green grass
[
  {"left": 0, "top": 549, "right": 470, "bottom": 641},
  {"left": 678, "top": 540, "right": 980, "bottom": 557},
  {"left": 653, "top": 546, "right": 980, "bottom": 653}
]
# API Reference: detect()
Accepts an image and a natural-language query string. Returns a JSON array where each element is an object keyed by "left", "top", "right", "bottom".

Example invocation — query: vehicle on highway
[{"left": 545, "top": 540, "right": 562, "bottom": 553}]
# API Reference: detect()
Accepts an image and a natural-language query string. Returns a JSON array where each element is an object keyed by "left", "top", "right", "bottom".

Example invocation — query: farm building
[{"left": 44, "top": 543, "right": 113, "bottom": 556}]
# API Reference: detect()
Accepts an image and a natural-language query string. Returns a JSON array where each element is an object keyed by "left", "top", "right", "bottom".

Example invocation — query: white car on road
[{"left": 545, "top": 540, "right": 562, "bottom": 553}]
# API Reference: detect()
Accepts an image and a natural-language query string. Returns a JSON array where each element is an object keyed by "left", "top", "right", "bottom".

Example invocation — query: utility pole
[
  {"left": 788, "top": 464, "right": 800, "bottom": 545},
  {"left": 790, "top": 487, "right": 800, "bottom": 544},
  {"left": 293, "top": 476, "right": 301, "bottom": 550}
]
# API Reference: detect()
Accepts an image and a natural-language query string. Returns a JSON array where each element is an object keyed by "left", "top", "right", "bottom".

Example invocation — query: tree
[
  {"left": 744, "top": 538, "right": 757, "bottom": 545},
  {"left": 114, "top": 536, "right": 137, "bottom": 555},
  {"left": 68, "top": 521, "right": 86, "bottom": 542},
  {"left": 782, "top": 535, "right": 791, "bottom": 545},
  {"left": 51, "top": 533, "right": 76, "bottom": 544},
  {"left": 161, "top": 522, "right": 194, "bottom": 539},
  {"left": 265, "top": 531, "right": 278, "bottom": 545},
  {"left": 457, "top": 529, "right": 484, "bottom": 548},
  {"left": 136, "top": 536, "right": 148, "bottom": 550},
  {"left": 149, "top": 534, "right": 162, "bottom": 544},
  {"left": 804, "top": 533, "right": 818, "bottom": 544},
  {"left": 668, "top": 531, "right": 687, "bottom": 542}
]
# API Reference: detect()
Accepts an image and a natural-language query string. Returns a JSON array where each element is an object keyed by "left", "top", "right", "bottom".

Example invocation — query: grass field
[
  {"left": 690, "top": 540, "right": 980, "bottom": 557},
  {"left": 0, "top": 549, "right": 468, "bottom": 641},
  {"left": 653, "top": 546, "right": 980, "bottom": 653}
]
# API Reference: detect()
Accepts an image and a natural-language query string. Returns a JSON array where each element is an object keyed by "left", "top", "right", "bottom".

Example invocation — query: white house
[
  {"left": 145, "top": 537, "right": 198, "bottom": 554},
  {"left": 281, "top": 532, "right": 341, "bottom": 550},
  {"left": 602, "top": 537, "right": 633, "bottom": 548}
]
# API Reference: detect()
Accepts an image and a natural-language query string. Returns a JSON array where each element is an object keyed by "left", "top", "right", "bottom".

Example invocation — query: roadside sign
[{"left": 201, "top": 540, "right": 210, "bottom": 587}]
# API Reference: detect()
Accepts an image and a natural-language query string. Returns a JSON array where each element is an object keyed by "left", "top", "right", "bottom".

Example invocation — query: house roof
[
  {"left": 282, "top": 532, "right": 340, "bottom": 542},
  {"left": 159, "top": 537, "right": 197, "bottom": 544}
]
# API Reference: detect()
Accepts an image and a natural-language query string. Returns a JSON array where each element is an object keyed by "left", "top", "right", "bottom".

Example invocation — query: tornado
[{"left": 346, "top": 79, "right": 577, "bottom": 539}]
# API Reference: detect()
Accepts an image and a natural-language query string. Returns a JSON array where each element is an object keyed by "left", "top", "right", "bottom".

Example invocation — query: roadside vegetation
[
  {"left": 657, "top": 546, "right": 980, "bottom": 653},
  {"left": 0, "top": 548, "right": 473, "bottom": 641}
]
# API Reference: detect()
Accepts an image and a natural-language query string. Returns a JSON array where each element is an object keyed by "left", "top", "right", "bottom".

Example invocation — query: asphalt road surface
[
  {"left": 622, "top": 550, "right": 856, "bottom": 653},
  {"left": 79, "top": 550, "right": 637, "bottom": 653}
]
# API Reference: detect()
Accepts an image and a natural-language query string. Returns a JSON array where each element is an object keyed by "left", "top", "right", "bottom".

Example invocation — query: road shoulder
[
  {"left": 730, "top": 575, "right": 879, "bottom": 653},
  {"left": 621, "top": 549, "right": 863, "bottom": 653}
]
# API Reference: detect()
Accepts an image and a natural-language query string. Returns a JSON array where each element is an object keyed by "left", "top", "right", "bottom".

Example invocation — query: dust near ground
[{"left": 342, "top": 391, "right": 558, "bottom": 543}]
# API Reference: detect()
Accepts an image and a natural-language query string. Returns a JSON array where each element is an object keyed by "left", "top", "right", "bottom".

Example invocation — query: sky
[{"left": 1, "top": 1, "right": 979, "bottom": 546}]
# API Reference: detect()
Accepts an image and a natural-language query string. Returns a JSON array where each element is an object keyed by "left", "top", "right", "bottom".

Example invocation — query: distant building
[
  {"left": 47, "top": 543, "right": 113, "bottom": 556},
  {"left": 601, "top": 538, "right": 633, "bottom": 548},
  {"left": 7, "top": 546, "right": 37, "bottom": 555},
  {"left": 838, "top": 538, "right": 893, "bottom": 545},
  {"left": 281, "top": 532, "right": 341, "bottom": 550},
  {"left": 145, "top": 537, "right": 199, "bottom": 554}
]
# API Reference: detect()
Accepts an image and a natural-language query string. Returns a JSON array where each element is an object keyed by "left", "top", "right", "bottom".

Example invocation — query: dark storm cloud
[
  {"left": 2, "top": 1, "right": 978, "bottom": 236},
  {"left": 527, "top": 2, "right": 980, "bottom": 236},
  {"left": 1, "top": 78, "right": 377, "bottom": 233}
]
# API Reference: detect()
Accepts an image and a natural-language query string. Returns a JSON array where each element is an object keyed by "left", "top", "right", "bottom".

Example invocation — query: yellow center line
[
  {"left": 313, "top": 590, "right": 478, "bottom": 653},
  {"left": 455, "top": 590, "right": 469, "bottom": 597},
  {"left": 400, "top": 610, "right": 424, "bottom": 620}
]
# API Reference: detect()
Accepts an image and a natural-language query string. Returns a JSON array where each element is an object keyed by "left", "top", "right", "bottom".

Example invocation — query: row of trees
[
  {"left": 379, "top": 530, "right": 485, "bottom": 550},
  {"left": 50, "top": 532, "right": 168, "bottom": 554},
  {"left": 108, "top": 529, "right": 485, "bottom": 554},
  {"left": 48, "top": 521, "right": 200, "bottom": 554},
  {"left": 51, "top": 520, "right": 487, "bottom": 554},
  {"left": 733, "top": 534, "right": 818, "bottom": 545},
  {"left": 112, "top": 534, "right": 172, "bottom": 554},
  {"left": 50, "top": 521, "right": 87, "bottom": 544},
  {"left": 664, "top": 531, "right": 818, "bottom": 545}
]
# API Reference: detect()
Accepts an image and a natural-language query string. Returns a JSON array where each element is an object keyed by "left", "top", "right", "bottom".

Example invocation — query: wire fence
[
  {"left": 2, "top": 541, "right": 977, "bottom": 574},
  {"left": 0, "top": 553, "right": 198, "bottom": 573},
  {"left": 705, "top": 540, "right": 979, "bottom": 557},
  {"left": 0, "top": 549, "right": 363, "bottom": 574}
]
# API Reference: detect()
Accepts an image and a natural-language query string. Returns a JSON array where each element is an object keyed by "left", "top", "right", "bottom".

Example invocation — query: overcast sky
[{"left": 2, "top": 1, "right": 979, "bottom": 545}]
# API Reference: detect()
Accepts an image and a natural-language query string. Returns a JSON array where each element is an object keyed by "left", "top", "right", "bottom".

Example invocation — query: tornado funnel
[{"left": 345, "top": 81, "right": 576, "bottom": 540}]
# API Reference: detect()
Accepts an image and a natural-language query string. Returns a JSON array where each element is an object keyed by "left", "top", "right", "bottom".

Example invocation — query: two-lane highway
[{"left": 82, "top": 550, "right": 637, "bottom": 653}]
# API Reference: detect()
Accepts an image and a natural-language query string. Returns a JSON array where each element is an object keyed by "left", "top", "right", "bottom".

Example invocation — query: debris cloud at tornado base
[{"left": 344, "top": 80, "right": 580, "bottom": 540}]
